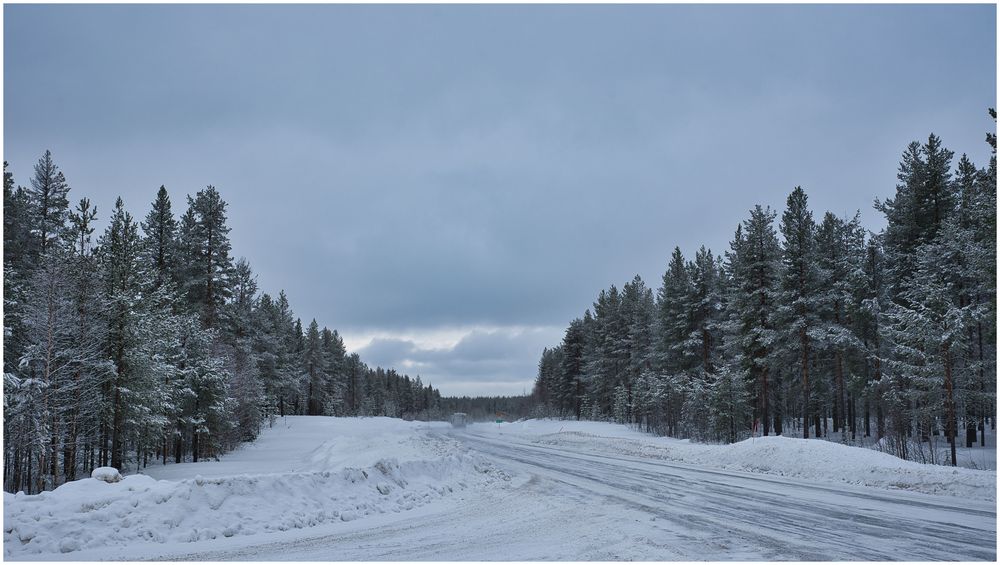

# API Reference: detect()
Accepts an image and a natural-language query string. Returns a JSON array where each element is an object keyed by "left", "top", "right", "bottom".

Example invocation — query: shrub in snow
[{"left": 90, "top": 467, "right": 122, "bottom": 483}]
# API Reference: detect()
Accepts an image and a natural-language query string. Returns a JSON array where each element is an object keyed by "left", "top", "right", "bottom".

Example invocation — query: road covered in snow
[{"left": 4, "top": 417, "right": 996, "bottom": 561}]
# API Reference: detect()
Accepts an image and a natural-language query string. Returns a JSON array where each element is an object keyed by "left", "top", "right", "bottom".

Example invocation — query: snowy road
[{"left": 160, "top": 428, "right": 996, "bottom": 561}]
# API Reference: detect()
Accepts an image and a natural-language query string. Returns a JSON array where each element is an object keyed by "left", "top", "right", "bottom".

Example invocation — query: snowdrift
[
  {"left": 480, "top": 419, "right": 997, "bottom": 501},
  {"left": 140, "top": 416, "right": 458, "bottom": 480},
  {"left": 4, "top": 417, "right": 508, "bottom": 559}
]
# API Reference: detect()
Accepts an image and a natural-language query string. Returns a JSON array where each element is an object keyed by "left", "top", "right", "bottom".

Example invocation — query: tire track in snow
[{"left": 458, "top": 430, "right": 996, "bottom": 561}]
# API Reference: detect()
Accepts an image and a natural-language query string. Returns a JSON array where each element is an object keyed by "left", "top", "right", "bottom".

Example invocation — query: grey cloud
[
  {"left": 357, "top": 338, "right": 421, "bottom": 367},
  {"left": 355, "top": 327, "right": 564, "bottom": 396},
  {"left": 4, "top": 5, "right": 994, "bottom": 395}
]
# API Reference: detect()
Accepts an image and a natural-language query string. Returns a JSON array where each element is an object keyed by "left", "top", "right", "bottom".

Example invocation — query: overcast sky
[{"left": 4, "top": 4, "right": 996, "bottom": 396}]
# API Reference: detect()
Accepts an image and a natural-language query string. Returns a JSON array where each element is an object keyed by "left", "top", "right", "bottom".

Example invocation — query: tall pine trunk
[
  {"left": 801, "top": 328, "right": 810, "bottom": 439},
  {"left": 978, "top": 321, "right": 986, "bottom": 447},
  {"left": 835, "top": 352, "right": 845, "bottom": 434},
  {"left": 762, "top": 366, "right": 770, "bottom": 436},
  {"left": 943, "top": 343, "right": 957, "bottom": 466}
]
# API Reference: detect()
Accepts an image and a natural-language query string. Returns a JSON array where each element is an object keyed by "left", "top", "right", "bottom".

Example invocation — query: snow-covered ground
[
  {"left": 4, "top": 416, "right": 995, "bottom": 561},
  {"left": 471, "top": 419, "right": 997, "bottom": 500},
  {"left": 3, "top": 417, "right": 509, "bottom": 560},
  {"left": 141, "top": 416, "right": 460, "bottom": 480}
]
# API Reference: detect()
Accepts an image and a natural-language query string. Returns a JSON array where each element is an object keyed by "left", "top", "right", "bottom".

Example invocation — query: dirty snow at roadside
[
  {"left": 470, "top": 419, "right": 997, "bottom": 501},
  {"left": 3, "top": 417, "right": 508, "bottom": 560}
]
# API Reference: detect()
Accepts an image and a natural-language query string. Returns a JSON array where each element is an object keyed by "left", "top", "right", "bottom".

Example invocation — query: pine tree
[
  {"left": 583, "top": 286, "right": 626, "bottom": 418},
  {"left": 303, "top": 320, "right": 325, "bottom": 416},
  {"left": 710, "top": 365, "right": 751, "bottom": 444},
  {"left": 291, "top": 318, "right": 305, "bottom": 413},
  {"left": 727, "top": 206, "right": 782, "bottom": 435},
  {"left": 859, "top": 235, "right": 889, "bottom": 441},
  {"left": 343, "top": 352, "right": 367, "bottom": 415},
  {"left": 657, "top": 248, "right": 695, "bottom": 375},
  {"left": 321, "top": 328, "right": 346, "bottom": 415},
  {"left": 172, "top": 317, "right": 232, "bottom": 462},
  {"left": 65, "top": 198, "right": 98, "bottom": 256},
  {"left": 224, "top": 338, "right": 263, "bottom": 445},
  {"left": 4, "top": 163, "right": 34, "bottom": 375},
  {"left": 27, "top": 150, "right": 71, "bottom": 256},
  {"left": 814, "top": 212, "right": 866, "bottom": 437},
  {"left": 17, "top": 251, "right": 75, "bottom": 491},
  {"left": 655, "top": 248, "right": 695, "bottom": 436},
  {"left": 4, "top": 161, "right": 35, "bottom": 273},
  {"left": 882, "top": 222, "right": 980, "bottom": 466},
  {"left": 100, "top": 197, "right": 146, "bottom": 469},
  {"left": 62, "top": 197, "right": 112, "bottom": 480},
  {"left": 178, "top": 186, "right": 234, "bottom": 329},
  {"left": 559, "top": 318, "right": 588, "bottom": 419},
  {"left": 877, "top": 135, "right": 955, "bottom": 303},
  {"left": 252, "top": 292, "right": 281, "bottom": 420},
  {"left": 141, "top": 186, "right": 180, "bottom": 291},
  {"left": 688, "top": 247, "right": 722, "bottom": 377},
  {"left": 533, "top": 346, "right": 564, "bottom": 414},
  {"left": 226, "top": 258, "right": 258, "bottom": 341},
  {"left": 952, "top": 150, "right": 997, "bottom": 447},
  {"left": 778, "top": 187, "right": 820, "bottom": 439},
  {"left": 621, "top": 274, "right": 655, "bottom": 423}
]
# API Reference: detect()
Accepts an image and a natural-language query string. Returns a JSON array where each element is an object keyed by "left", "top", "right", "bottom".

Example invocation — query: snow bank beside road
[
  {"left": 5, "top": 417, "right": 508, "bottom": 559},
  {"left": 474, "top": 419, "right": 996, "bottom": 501},
  {"left": 142, "top": 416, "right": 454, "bottom": 480}
]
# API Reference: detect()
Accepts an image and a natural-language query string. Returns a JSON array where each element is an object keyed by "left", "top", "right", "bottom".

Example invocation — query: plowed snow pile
[
  {"left": 477, "top": 419, "right": 996, "bottom": 501},
  {"left": 4, "top": 417, "right": 508, "bottom": 559}
]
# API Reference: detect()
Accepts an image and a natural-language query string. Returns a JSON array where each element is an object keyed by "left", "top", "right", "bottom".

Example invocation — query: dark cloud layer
[{"left": 4, "top": 5, "right": 995, "bottom": 395}]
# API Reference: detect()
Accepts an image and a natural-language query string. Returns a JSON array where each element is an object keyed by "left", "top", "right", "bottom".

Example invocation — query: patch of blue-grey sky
[{"left": 4, "top": 4, "right": 995, "bottom": 395}]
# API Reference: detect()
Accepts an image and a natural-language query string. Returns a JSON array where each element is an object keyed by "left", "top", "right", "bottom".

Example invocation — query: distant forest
[
  {"left": 3, "top": 162, "right": 451, "bottom": 495},
  {"left": 532, "top": 110, "right": 997, "bottom": 466}
]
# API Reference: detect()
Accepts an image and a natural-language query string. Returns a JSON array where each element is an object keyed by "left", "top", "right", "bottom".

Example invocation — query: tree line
[
  {"left": 3, "top": 159, "right": 444, "bottom": 494},
  {"left": 439, "top": 395, "right": 535, "bottom": 422},
  {"left": 532, "top": 112, "right": 996, "bottom": 466}
]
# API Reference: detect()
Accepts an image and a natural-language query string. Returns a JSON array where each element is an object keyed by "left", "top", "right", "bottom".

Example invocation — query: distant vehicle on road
[{"left": 449, "top": 413, "right": 468, "bottom": 428}]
